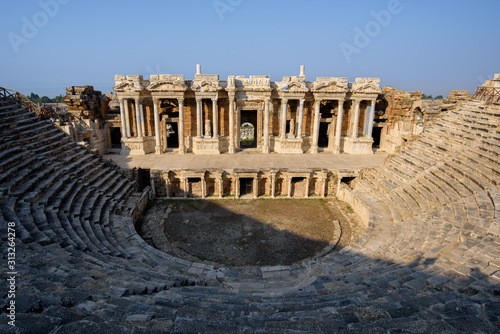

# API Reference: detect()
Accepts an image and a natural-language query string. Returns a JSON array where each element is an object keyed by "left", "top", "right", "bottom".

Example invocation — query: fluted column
[
  {"left": 351, "top": 99, "right": 361, "bottom": 138},
  {"left": 123, "top": 99, "right": 131, "bottom": 137},
  {"left": 134, "top": 98, "right": 142, "bottom": 138},
  {"left": 311, "top": 100, "right": 321, "bottom": 154},
  {"left": 153, "top": 99, "right": 162, "bottom": 154},
  {"left": 178, "top": 98, "right": 186, "bottom": 154},
  {"left": 228, "top": 96, "right": 236, "bottom": 154},
  {"left": 140, "top": 101, "right": 146, "bottom": 137},
  {"left": 212, "top": 97, "right": 218, "bottom": 137},
  {"left": 119, "top": 99, "right": 127, "bottom": 138},
  {"left": 235, "top": 106, "right": 241, "bottom": 150},
  {"left": 334, "top": 99, "right": 345, "bottom": 154},
  {"left": 263, "top": 98, "right": 270, "bottom": 153},
  {"left": 297, "top": 99, "right": 305, "bottom": 138},
  {"left": 280, "top": 98, "right": 288, "bottom": 139},
  {"left": 196, "top": 98, "right": 203, "bottom": 138},
  {"left": 366, "top": 100, "right": 376, "bottom": 138}
]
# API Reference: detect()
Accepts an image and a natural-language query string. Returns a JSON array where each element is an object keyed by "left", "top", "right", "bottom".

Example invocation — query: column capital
[
  {"left": 211, "top": 97, "right": 218, "bottom": 103},
  {"left": 177, "top": 97, "right": 184, "bottom": 104},
  {"left": 299, "top": 98, "right": 306, "bottom": 104},
  {"left": 196, "top": 97, "right": 203, "bottom": 103},
  {"left": 282, "top": 98, "right": 289, "bottom": 104}
]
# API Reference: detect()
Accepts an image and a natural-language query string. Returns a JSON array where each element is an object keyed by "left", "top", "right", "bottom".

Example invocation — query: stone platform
[{"left": 104, "top": 151, "right": 388, "bottom": 171}]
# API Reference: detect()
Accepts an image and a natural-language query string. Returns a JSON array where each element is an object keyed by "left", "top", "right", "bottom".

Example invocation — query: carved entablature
[
  {"left": 148, "top": 75, "right": 187, "bottom": 92},
  {"left": 113, "top": 75, "right": 148, "bottom": 93},
  {"left": 280, "top": 77, "right": 309, "bottom": 93},
  {"left": 312, "top": 77, "right": 349, "bottom": 93},
  {"left": 191, "top": 81, "right": 222, "bottom": 92},
  {"left": 228, "top": 76, "right": 271, "bottom": 92},
  {"left": 350, "top": 78, "right": 382, "bottom": 94}
]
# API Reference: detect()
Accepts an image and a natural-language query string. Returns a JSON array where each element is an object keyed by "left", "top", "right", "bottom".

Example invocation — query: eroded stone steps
[
  {"left": 14, "top": 125, "right": 61, "bottom": 147},
  {"left": 44, "top": 208, "right": 79, "bottom": 248},
  {"left": 29, "top": 132, "right": 70, "bottom": 155},
  {"left": 446, "top": 158, "right": 496, "bottom": 191},
  {"left": 409, "top": 141, "right": 448, "bottom": 162},
  {"left": 0, "top": 109, "right": 34, "bottom": 125},
  {"left": 2, "top": 157, "right": 50, "bottom": 193},
  {"left": 0, "top": 197, "right": 33, "bottom": 242},
  {"left": 0, "top": 150, "right": 33, "bottom": 173},
  {"left": 434, "top": 120, "right": 483, "bottom": 142},
  {"left": 14, "top": 200, "right": 52, "bottom": 245},
  {"left": 0, "top": 113, "right": 39, "bottom": 131}
]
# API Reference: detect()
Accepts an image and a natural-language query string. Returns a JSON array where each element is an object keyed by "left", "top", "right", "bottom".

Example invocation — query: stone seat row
[
  {"left": 1, "top": 96, "right": 500, "bottom": 332},
  {"left": 340, "top": 100, "right": 500, "bottom": 298},
  {"left": 0, "top": 101, "right": 142, "bottom": 259}
]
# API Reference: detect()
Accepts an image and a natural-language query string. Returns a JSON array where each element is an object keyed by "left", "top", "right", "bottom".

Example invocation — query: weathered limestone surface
[
  {"left": 0, "top": 75, "right": 499, "bottom": 333},
  {"left": 61, "top": 86, "right": 111, "bottom": 154}
]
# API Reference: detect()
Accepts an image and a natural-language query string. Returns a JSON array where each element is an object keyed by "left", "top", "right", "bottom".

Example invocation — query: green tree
[
  {"left": 54, "top": 95, "right": 64, "bottom": 103},
  {"left": 40, "top": 96, "right": 51, "bottom": 103},
  {"left": 435, "top": 95, "right": 443, "bottom": 99},
  {"left": 29, "top": 92, "right": 40, "bottom": 102}
]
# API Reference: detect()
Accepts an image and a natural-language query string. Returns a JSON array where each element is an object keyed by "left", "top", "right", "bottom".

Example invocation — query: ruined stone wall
[
  {"left": 375, "top": 87, "right": 423, "bottom": 153},
  {"left": 63, "top": 86, "right": 110, "bottom": 154}
]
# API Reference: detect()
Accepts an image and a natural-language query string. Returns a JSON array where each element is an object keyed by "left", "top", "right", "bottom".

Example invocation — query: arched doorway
[{"left": 240, "top": 110, "right": 258, "bottom": 149}]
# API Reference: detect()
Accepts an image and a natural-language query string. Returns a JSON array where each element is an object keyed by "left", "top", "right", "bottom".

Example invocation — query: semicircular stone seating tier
[{"left": 0, "top": 95, "right": 499, "bottom": 333}]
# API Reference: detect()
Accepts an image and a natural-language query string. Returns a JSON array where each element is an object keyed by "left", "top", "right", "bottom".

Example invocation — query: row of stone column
[
  {"left": 160, "top": 175, "right": 327, "bottom": 199},
  {"left": 119, "top": 98, "right": 142, "bottom": 139},
  {"left": 119, "top": 96, "right": 376, "bottom": 154},
  {"left": 349, "top": 99, "right": 377, "bottom": 139}
]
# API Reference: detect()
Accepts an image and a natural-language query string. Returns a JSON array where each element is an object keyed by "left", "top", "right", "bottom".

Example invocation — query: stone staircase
[{"left": 0, "top": 96, "right": 499, "bottom": 333}]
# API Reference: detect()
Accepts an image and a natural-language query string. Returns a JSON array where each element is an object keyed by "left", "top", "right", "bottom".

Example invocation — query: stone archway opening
[{"left": 240, "top": 110, "right": 258, "bottom": 149}]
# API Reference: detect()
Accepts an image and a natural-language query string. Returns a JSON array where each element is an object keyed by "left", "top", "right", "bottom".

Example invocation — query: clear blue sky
[{"left": 1, "top": 0, "right": 499, "bottom": 98}]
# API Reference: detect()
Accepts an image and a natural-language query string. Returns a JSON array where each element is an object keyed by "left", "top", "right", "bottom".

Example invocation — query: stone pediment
[
  {"left": 147, "top": 80, "right": 187, "bottom": 92},
  {"left": 192, "top": 80, "right": 222, "bottom": 92},
  {"left": 280, "top": 77, "right": 309, "bottom": 93},
  {"left": 113, "top": 75, "right": 146, "bottom": 92},
  {"left": 351, "top": 78, "right": 382, "bottom": 94},
  {"left": 312, "top": 78, "right": 349, "bottom": 92},
  {"left": 113, "top": 82, "right": 143, "bottom": 92}
]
